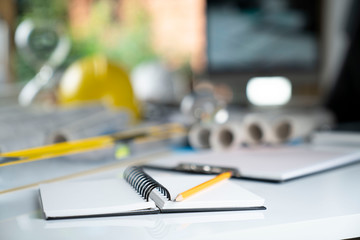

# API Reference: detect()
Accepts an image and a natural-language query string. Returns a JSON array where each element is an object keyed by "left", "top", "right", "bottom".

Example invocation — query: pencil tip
[{"left": 175, "top": 194, "right": 183, "bottom": 202}]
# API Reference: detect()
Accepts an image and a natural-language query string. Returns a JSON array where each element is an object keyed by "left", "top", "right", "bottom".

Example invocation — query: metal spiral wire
[{"left": 124, "top": 166, "right": 171, "bottom": 201}]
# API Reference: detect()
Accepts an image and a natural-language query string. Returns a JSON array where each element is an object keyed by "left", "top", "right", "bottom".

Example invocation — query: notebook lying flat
[
  {"left": 145, "top": 145, "right": 360, "bottom": 182},
  {"left": 39, "top": 167, "right": 265, "bottom": 219}
]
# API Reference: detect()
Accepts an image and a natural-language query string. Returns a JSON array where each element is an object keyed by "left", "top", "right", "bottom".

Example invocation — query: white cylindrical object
[
  {"left": 243, "top": 109, "right": 334, "bottom": 144},
  {"left": 243, "top": 113, "right": 286, "bottom": 144},
  {"left": 210, "top": 123, "right": 244, "bottom": 151},
  {"left": 131, "top": 61, "right": 190, "bottom": 104},
  {"left": 280, "top": 110, "right": 334, "bottom": 141},
  {"left": 188, "top": 124, "right": 213, "bottom": 149}
]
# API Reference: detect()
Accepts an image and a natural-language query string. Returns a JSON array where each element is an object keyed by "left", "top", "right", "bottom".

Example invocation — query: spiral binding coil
[{"left": 124, "top": 166, "right": 171, "bottom": 201}]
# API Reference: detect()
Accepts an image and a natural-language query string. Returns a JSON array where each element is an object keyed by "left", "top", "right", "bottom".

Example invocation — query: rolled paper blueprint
[
  {"left": 279, "top": 109, "right": 334, "bottom": 141},
  {"left": 0, "top": 130, "right": 47, "bottom": 153},
  {"left": 200, "top": 111, "right": 250, "bottom": 151},
  {"left": 46, "top": 110, "right": 130, "bottom": 143},
  {"left": 210, "top": 123, "right": 244, "bottom": 151},
  {"left": 0, "top": 105, "right": 107, "bottom": 152},
  {"left": 209, "top": 110, "right": 253, "bottom": 150},
  {"left": 0, "top": 104, "right": 32, "bottom": 119},
  {"left": 0, "top": 105, "right": 107, "bottom": 140},
  {"left": 242, "top": 113, "right": 289, "bottom": 144},
  {"left": 188, "top": 124, "right": 213, "bottom": 149},
  {"left": 243, "top": 109, "right": 334, "bottom": 145}
]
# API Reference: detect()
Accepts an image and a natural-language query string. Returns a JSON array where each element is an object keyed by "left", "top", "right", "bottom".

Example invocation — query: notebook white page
[
  {"left": 149, "top": 175, "right": 265, "bottom": 210},
  {"left": 40, "top": 179, "right": 156, "bottom": 218}
]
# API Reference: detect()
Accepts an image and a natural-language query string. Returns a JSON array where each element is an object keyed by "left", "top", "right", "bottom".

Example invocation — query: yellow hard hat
[{"left": 58, "top": 56, "right": 141, "bottom": 119}]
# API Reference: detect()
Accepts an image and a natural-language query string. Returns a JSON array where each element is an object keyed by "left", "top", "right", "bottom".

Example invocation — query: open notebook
[{"left": 39, "top": 167, "right": 265, "bottom": 219}]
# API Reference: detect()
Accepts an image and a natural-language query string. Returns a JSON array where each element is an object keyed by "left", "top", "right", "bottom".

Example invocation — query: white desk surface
[{"left": 1, "top": 153, "right": 360, "bottom": 240}]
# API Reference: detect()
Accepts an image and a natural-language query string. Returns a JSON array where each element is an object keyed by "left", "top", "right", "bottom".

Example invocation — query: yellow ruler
[{"left": 0, "top": 123, "right": 185, "bottom": 167}]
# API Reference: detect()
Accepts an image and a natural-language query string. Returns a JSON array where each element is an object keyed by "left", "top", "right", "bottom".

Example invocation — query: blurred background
[
  {"left": 1, "top": 0, "right": 360, "bottom": 192},
  {"left": 0, "top": 0, "right": 359, "bottom": 123}
]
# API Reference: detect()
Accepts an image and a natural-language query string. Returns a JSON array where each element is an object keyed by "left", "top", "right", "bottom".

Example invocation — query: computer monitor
[{"left": 205, "top": 0, "right": 324, "bottom": 106}]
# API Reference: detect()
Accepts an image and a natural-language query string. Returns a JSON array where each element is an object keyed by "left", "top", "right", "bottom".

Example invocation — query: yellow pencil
[
  {"left": 175, "top": 171, "right": 232, "bottom": 202},
  {"left": 0, "top": 123, "right": 186, "bottom": 167}
]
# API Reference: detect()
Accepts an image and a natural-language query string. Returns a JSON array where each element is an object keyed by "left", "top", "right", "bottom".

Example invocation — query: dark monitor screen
[
  {"left": 207, "top": 0, "right": 322, "bottom": 72},
  {"left": 206, "top": 0, "right": 323, "bottom": 104}
]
